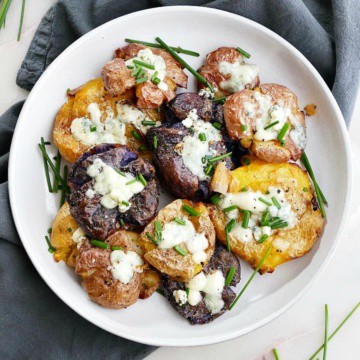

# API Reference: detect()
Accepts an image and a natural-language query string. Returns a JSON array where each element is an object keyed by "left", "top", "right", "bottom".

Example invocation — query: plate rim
[{"left": 8, "top": 5, "right": 352, "bottom": 347}]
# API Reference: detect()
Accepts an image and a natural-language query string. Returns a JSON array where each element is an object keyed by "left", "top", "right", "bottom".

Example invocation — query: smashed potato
[
  {"left": 53, "top": 78, "right": 159, "bottom": 163},
  {"left": 50, "top": 202, "right": 80, "bottom": 268},
  {"left": 209, "top": 156, "right": 325, "bottom": 273},
  {"left": 138, "top": 199, "right": 216, "bottom": 282},
  {"left": 224, "top": 84, "right": 306, "bottom": 163}
]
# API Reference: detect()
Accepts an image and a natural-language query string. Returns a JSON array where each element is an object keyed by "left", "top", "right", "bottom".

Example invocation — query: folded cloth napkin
[{"left": 1, "top": 0, "right": 359, "bottom": 359}]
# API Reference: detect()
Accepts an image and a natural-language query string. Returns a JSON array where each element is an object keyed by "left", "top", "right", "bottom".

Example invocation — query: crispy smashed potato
[
  {"left": 210, "top": 161, "right": 230, "bottom": 194},
  {"left": 53, "top": 78, "right": 159, "bottom": 163},
  {"left": 138, "top": 199, "right": 216, "bottom": 282},
  {"left": 198, "top": 47, "right": 260, "bottom": 98},
  {"left": 50, "top": 202, "right": 80, "bottom": 268},
  {"left": 304, "top": 104, "right": 317, "bottom": 116},
  {"left": 224, "top": 84, "right": 306, "bottom": 163},
  {"left": 209, "top": 156, "right": 325, "bottom": 273}
]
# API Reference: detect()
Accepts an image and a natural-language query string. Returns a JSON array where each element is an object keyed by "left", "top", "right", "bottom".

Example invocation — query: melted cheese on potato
[
  {"left": 159, "top": 218, "right": 209, "bottom": 264},
  {"left": 110, "top": 249, "right": 144, "bottom": 284},
  {"left": 86, "top": 158, "right": 145, "bottom": 212},
  {"left": 218, "top": 59, "right": 259, "bottom": 93},
  {"left": 179, "top": 110, "right": 222, "bottom": 181}
]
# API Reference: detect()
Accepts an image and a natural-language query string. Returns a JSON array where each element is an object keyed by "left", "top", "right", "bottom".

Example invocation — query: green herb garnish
[
  {"left": 259, "top": 197, "right": 272, "bottom": 206},
  {"left": 153, "top": 135, "right": 158, "bottom": 149},
  {"left": 229, "top": 247, "right": 272, "bottom": 310},
  {"left": 182, "top": 204, "right": 201, "bottom": 216},
  {"left": 154, "top": 221, "right": 163, "bottom": 244},
  {"left": 199, "top": 133, "right": 206, "bottom": 142},
  {"left": 212, "top": 122, "right": 222, "bottom": 130},
  {"left": 111, "top": 246, "right": 122, "bottom": 251},
  {"left": 90, "top": 240, "right": 108, "bottom": 249},
  {"left": 173, "top": 217, "right": 186, "bottom": 226},
  {"left": 271, "top": 196, "right": 281, "bottom": 209},
  {"left": 225, "top": 266, "right": 236, "bottom": 286},
  {"left": 277, "top": 123, "right": 290, "bottom": 142},
  {"left": 132, "top": 59, "right": 155, "bottom": 70},
  {"left": 126, "top": 178, "right": 138, "bottom": 186},
  {"left": 257, "top": 234, "right": 269, "bottom": 243},
  {"left": 121, "top": 200, "right": 130, "bottom": 206},
  {"left": 242, "top": 210, "right": 250, "bottom": 228},
  {"left": 212, "top": 96, "right": 227, "bottom": 104},
  {"left": 132, "top": 131, "right": 140, "bottom": 140},
  {"left": 142, "top": 120, "right": 157, "bottom": 126},
  {"left": 45, "top": 235, "right": 55, "bottom": 253},
  {"left": 236, "top": 47, "right": 251, "bottom": 59},
  {"left": 323, "top": 304, "right": 329, "bottom": 360},
  {"left": 264, "top": 121, "right": 280, "bottom": 130},
  {"left": 273, "top": 348, "right": 280, "bottom": 360},
  {"left": 223, "top": 205, "right": 238, "bottom": 213},
  {"left": 136, "top": 76, "right": 148, "bottom": 84},
  {"left": 60, "top": 165, "right": 68, "bottom": 207},
  {"left": 208, "top": 152, "right": 232, "bottom": 163},
  {"left": 242, "top": 157, "right": 251, "bottom": 165},
  {"left": 137, "top": 173, "right": 147, "bottom": 187},
  {"left": 210, "top": 194, "right": 221, "bottom": 205},
  {"left": 174, "top": 245, "right": 187, "bottom": 256}
]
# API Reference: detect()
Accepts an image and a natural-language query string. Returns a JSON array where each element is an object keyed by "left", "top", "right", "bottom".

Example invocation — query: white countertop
[{"left": 1, "top": 2, "right": 359, "bottom": 359}]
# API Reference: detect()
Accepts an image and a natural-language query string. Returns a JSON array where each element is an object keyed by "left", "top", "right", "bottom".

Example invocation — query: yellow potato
[
  {"left": 50, "top": 202, "right": 80, "bottom": 268},
  {"left": 53, "top": 78, "right": 159, "bottom": 163},
  {"left": 209, "top": 156, "right": 325, "bottom": 273},
  {"left": 138, "top": 199, "right": 216, "bottom": 282}
]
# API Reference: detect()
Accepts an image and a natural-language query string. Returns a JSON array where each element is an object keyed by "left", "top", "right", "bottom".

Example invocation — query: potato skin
[
  {"left": 50, "top": 202, "right": 80, "bottom": 267},
  {"left": 209, "top": 156, "right": 325, "bottom": 273},
  {"left": 224, "top": 84, "right": 306, "bottom": 163},
  {"left": 138, "top": 199, "right": 216, "bottom": 282},
  {"left": 75, "top": 231, "right": 145, "bottom": 309},
  {"left": 53, "top": 78, "right": 157, "bottom": 163}
]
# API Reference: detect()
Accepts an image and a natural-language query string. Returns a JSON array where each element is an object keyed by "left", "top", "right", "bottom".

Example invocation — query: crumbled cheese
[
  {"left": 71, "top": 228, "right": 87, "bottom": 249},
  {"left": 110, "top": 249, "right": 143, "bottom": 284},
  {"left": 158, "top": 218, "right": 208, "bottom": 264},
  {"left": 125, "top": 48, "right": 168, "bottom": 91},
  {"left": 86, "top": 158, "right": 145, "bottom": 212},
  {"left": 178, "top": 110, "right": 223, "bottom": 181},
  {"left": 198, "top": 88, "right": 214, "bottom": 99},
  {"left": 218, "top": 59, "right": 259, "bottom": 93},
  {"left": 186, "top": 270, "right": 225, "bottom": 314},
  {"left": 173, "top": 290, "right": 188, "bottom": 306}
]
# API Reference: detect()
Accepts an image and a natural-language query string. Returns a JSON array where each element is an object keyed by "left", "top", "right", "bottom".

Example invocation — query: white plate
[{"left": 9, "top": 6, "right": 351, "bottom": 347}]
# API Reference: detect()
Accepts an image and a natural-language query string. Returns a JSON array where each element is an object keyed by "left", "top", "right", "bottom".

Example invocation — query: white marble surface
[{"left": 1, "top": 2, "right": 359, "bottom": 359}]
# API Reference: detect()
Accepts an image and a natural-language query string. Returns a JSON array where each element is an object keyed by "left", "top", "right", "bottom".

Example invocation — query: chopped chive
[
  {"left": 142, "top": 120, "right": 157, "bottom": 126},
  {"left": 0, "top": 0, "right": 12, "bottom": 30},
  {"left": 90, "top": 239, "right": 108, "bottom": 249},
  {"left": 205, "top": 164, "right": 214, "bottom": 175},
  {"left": 309, "top": 302, "right": 360, "bottom": 360},
  {"left": 154, "top": 221, "right": 163, "bottom": 244},
  {"left": 185, "top": 287, "right": 190, "bottom": 296},
  {"left": 264, "top": 120, "right": 279, "bottom": 130},
  {"left": 223, "top": 205, "right": 238, "bottom": 213},
  {"left": 199, "top": 133, "right": 206, "bottom": 142},
  {"left": 40, "top": 138, "right": 53, "bottom": 193},
  {"left": 131, "top": 67, "right": 141, "bottom": 77},
  {"left": 259, "top": 197, "right": 272, "bottom": 206},
  {"left": 323, "top": 304, "right": 329, "bottom": 360},
  {"left": 210, "top": 194, "right": 221, "bottom": 205},
  {"left": 241, "top": 124, "right": 248, "bottom": 132},
  {"left": 201, "top": 156, "right": 206, "bottom": 164},
  {"left": 38, "top": 142, "right": 67, "bottom": 188},
  {"left": 174, "top": 245, "right": 187, "bottom": 256},
  {"left": 212, "top": 96, "right": 227, "bottom": 104},
  {"left": 257, "top": 234, "right": 269, "bottom": 243},
  {"left": 229, "top": 247, "right": 272, "bottom": 310},
  {"left": 156, "top": 288, "right": 165, "bottom": 296},
  {"left": 303, "top": 187, "right": 308, "bottom": 192},
  {"left": 151, "top": 71, "right": 158, "bottom": 81},
  {"left": 67, "top": 227, "right": 72, "bottom": 233},
  {"left": 155, "top": 37, "right": 213, "bottom": 91},
  {"left": 132, "top": 59, "right": 155, "bottom": 70},
  {"left": 271, "top": 221, "right": 288, "bottom": 229},
  {"left": 226, "top": 219, "right": 236, "bottom": 233},
  {"left": 136, "top": 76, "right": 148, "bottom": 84},
  {"left": 120, "top": 219, "right": 125, "bottom": 227},
  {"left": 90, "top": 125, "right": 97, "bottom": 132},
  {"left": 126, "top": 178, "right": 138, "bottom": 185},
  {"left": 271, "top": 196, "right": 281, "bottom": 209},
  {"left": 225, "top": 266, "right": 236, "bottom": 286},
  {"left": 153, "top": 135, "right": 158, "bottom": 149},
  {"left": 47, "top": 227, "right": 52, "bottom": 234},
  {"left": 277, "top": 123, "right": 290, "bottom": 142},
  {"left": 114, "top": 169, "right": 126, "bottom": 177},
  {"left": 137, "top": 67, "right": 146, "bottom": 79},
  {"left": 236, "top": 47, "right": 251, "bottom": 59},
  {"left": 242, "top": 210, "right": 250, "bottom": 228},
  {"left": 241, "top": 187, "right": 248, "bottom": 192},
  {"left": 17, "top": 0, "right": 26, "bottom": 41},
  {"left": 53, "top": 152, "right": 62, "bottom": 193},
  {"left": 111, "top": 246, "right": 122, "bottom": 251},
  {"left": 137, "top": 173, "right": 147, "bottom": 187},
  {"left": 45, "top": 235, "right": 55, "bottom": 253},
  {"left": 138, "top": 145, "right": 148, "bottom": 151},
  {"left": 173, "top": 217, "right": 186, "bottom": 226},
  {"left": 212, "top": 122, "right": 222, "bottom": 130},
  {"left": 182, "top": 204, "right": 201, "bottom": 216},
  {"left": 261, "top": 211, "right": 270, "bottom": 224},
  {"left": 152, "top": 77, "right": 161, "bottom": 85},
  {"left": 225, "top": 219, "right": 236, "bottom": 251},
  {"left": 273, "top": 348, "right": 280, "bottom": 360},
  {"left": 132, "top": 130, "right": 141, "bottom": 140},
  {"left": 60, "top": 165, "right": 68, "bottom": 207},
  {"left": 127, "top": 65, "right": 134, "bottom": 69},
  {"left": 121, "top": 200, "right": 130, "bottom": 206},
  {"left": 242, "top": 157, "right": 251, "bottom": 165},
  {"left": 208, "top": 152, "right": 232, "bottom": 163},
  {"left": 124, "top": 38, "right": 200, "bottom": 57},
  {"left": 300, "top": 152, "right": 327, "bottom": 218},
  {"left": 146, "top": 232, "right": 158, "bottom": 245}
]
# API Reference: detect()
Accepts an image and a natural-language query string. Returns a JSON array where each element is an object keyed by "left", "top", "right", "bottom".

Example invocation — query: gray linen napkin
[{"left": 1, "top": 1, "right": 359, "bottom": 359}]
